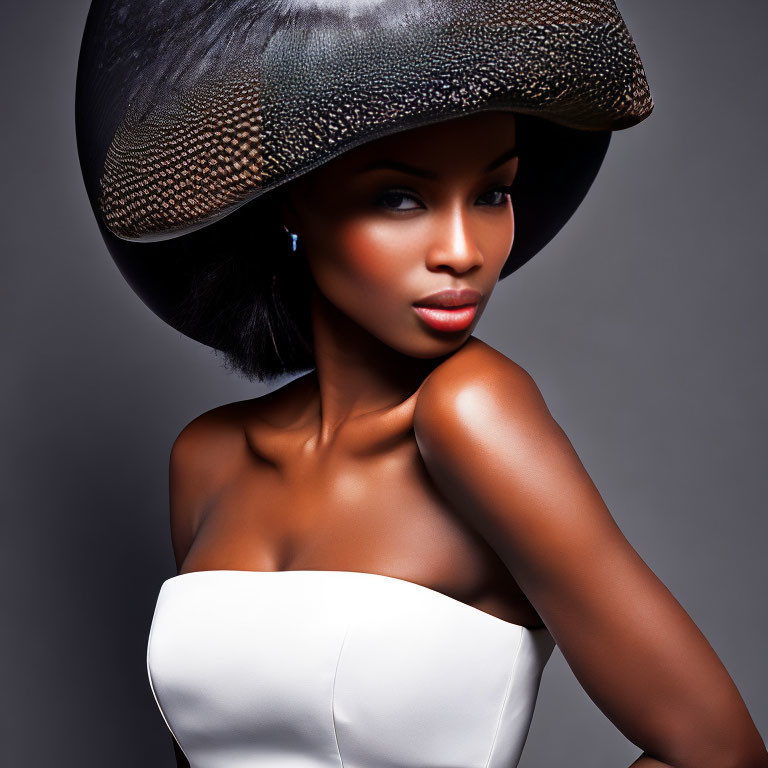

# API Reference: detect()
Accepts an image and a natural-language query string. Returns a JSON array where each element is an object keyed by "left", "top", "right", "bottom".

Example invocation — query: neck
[{"left": 306, "top": 284, "right": 443, "bottom": 448}]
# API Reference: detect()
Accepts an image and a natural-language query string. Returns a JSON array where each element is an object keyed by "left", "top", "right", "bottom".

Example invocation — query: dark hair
[{"left": 169, "top": 186, "right": 317, "bottom": 383}]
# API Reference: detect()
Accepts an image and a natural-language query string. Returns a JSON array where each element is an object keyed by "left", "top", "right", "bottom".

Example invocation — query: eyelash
[{"left": 375, "top": 184, "right": 515, "bottom": 211}]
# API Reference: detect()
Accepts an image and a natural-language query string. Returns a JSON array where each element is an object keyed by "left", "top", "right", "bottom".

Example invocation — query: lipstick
[{"left": 413, "top": 288, "right": 481, "bottom": 332}]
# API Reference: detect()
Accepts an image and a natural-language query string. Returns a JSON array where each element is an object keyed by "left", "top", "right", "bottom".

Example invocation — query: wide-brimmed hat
[{"left": 76, "top": 0, "right": 652, "bottom": 350}]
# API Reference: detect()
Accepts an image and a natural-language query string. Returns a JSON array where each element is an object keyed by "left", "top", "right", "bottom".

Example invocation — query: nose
[{"left": 424, "top": 202, "right": 484, "bottom": 275}]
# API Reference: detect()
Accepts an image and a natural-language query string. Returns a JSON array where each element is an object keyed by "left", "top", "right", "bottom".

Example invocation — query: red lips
[{"left": 413, "top": 288, "right": 481, "bottom": 332}]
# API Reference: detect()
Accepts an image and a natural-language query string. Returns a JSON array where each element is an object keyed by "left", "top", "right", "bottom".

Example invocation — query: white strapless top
[{"left": 147, "top": 569, "right": 555, "bottom": 768}]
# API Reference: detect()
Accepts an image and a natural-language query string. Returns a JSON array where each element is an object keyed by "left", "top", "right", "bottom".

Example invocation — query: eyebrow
[
  {"left": 356, "top": 146, "right": 518, "bottom": 179},
  {"left": 485, "top": 146, "right": 519, "bottom": 171}
]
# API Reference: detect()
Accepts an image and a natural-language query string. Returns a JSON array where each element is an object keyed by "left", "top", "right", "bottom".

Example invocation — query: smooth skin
[{"left": 167, "top": 112, "right": 767, "bottom": 768}]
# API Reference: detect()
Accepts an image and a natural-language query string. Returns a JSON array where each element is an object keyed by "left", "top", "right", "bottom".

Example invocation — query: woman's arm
[{"left": 413, "top": 342, "right": 767, "bottom": 768}]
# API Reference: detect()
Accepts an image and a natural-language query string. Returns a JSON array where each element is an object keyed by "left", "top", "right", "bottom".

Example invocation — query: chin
[
  {"left": 348, "top": 303, "right": 479, "bottom": 360},
  {"left": 384, "top": 331, "right": 473, "bottom": 360}
]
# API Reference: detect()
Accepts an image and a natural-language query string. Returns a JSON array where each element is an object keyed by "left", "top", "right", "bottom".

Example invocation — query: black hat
[{"left": 76, "top": 0, "right": 652, "bottom": 351}]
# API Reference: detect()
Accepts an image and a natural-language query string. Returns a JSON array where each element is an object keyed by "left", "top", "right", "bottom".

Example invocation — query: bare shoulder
[
  {"left": 169, "top": 372, "right": 314, "bottom": 478},
  {"left": 170, "top": 399, "right": 251, "bottom": 487},
  {"left": 413, "top": 336, "right": 560, "bottom": 464},
  {"left": 168, "top": 375, "right": 316, "bottom": 568},
  {"left": 168, "top": 396, "right": 263, "bottom": 568}
]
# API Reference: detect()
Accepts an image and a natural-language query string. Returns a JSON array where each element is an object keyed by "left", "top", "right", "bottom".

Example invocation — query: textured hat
[{"left": 76, "top": 0, "right": 652, "bottom": 349}]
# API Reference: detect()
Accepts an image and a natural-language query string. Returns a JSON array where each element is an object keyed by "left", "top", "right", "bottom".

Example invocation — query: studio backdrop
[{"left": 2, "top": 2, "right": 766, "bottom": 766}]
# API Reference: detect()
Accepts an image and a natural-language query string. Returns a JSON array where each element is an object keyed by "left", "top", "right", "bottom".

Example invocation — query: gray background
[{"left": 2, "top": 1, "right": 766, "bottom": 765}]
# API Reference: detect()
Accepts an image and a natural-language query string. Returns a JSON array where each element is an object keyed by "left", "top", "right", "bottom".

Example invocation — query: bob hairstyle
[{"left": 168, "top": 185, "right": 317, "bottom": 383}]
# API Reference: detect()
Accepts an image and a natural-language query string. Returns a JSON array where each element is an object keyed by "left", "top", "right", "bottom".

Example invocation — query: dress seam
[
  {"left": 331, "top": 619, "right": 352, "bottom": 768},
  {"left": 484, "top": 627, "right": 525, "bottom": 768}
]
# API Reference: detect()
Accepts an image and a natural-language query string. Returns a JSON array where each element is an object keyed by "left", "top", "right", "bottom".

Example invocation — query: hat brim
[{"left": 76, "top": 0, "right": 643, "bottom": 350}]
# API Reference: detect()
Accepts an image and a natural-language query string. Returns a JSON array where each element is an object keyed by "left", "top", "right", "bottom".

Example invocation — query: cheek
[
  {"left": 311, "top": 220, "right": 415, "bottom": 311},
  {"left": 478, "top": 206, "right": 515, "bottom": 279}
]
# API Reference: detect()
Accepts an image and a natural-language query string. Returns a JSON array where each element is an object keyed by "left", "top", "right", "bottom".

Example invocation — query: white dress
[{"left": 147, "top": 569, "right": 555, "bottom": 768}]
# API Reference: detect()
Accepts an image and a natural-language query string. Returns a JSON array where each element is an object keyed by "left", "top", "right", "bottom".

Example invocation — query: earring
[{"left": 283, "top": 224, "right": 298, "bottom": 253}]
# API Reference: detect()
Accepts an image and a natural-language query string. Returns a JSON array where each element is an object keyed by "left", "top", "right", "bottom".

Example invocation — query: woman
[{"left": 75, "top": 1, "right": 767, "bottom": 767}]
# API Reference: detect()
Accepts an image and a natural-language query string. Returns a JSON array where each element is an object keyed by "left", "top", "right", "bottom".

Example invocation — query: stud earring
[{"left": 282, "top": 224, "right": 298, "bottom": 253}]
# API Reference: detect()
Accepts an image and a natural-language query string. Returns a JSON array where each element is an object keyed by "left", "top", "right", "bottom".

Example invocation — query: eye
[
  {"left": 374, "top": 183, "right": 515, "bottom": 212},
  {"left": 374, "top": 189, "right": 422, "bottom": 211},
  {"left": 477, "top": 184, "right": 515, "bottom": 207}
]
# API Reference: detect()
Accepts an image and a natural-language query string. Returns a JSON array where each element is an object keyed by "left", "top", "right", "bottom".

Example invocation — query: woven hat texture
[
  {"left": 81, "top": 0, "right": 651, "bottom": 242},
  {"left": 76, "top": 0, "right": 652, "bottom": 349}
]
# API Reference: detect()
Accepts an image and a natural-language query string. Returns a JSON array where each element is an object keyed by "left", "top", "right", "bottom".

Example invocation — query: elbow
[
  {"left": 691, "top": 741, "right": 768, "bottom": 768},
  {"left": 714, "top": 755, "right": 768, "bottom": 768},
  {"left": 711, "top": 723, "right": 768, "bottom": 768},
  {"left": 666, "top": 700, "right": 768, "bottom": 768},
  {"left": 723, "top": 749, "right": 768, "bottom": 768},
  {"left": 658, "top": 723, "right": 768, "bottom": 768}
]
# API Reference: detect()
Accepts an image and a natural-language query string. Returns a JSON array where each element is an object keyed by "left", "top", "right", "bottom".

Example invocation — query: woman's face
[{"left": 282, "top": 111, "right": 518, "bottom": 359}]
